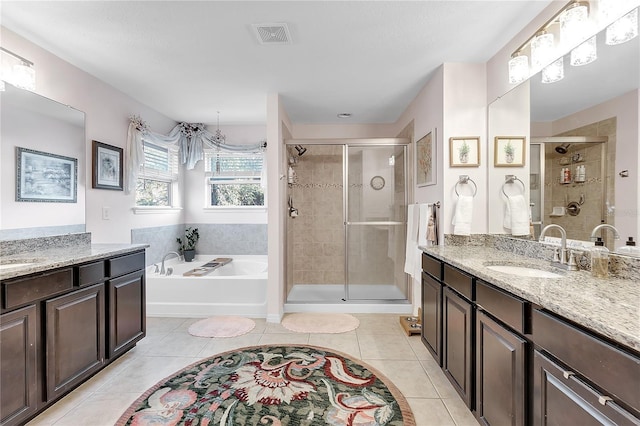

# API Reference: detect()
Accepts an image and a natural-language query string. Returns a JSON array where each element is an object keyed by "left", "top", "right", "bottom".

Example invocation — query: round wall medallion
[{"left": 370, "top": 175, "right": 385, "bottom": 190}]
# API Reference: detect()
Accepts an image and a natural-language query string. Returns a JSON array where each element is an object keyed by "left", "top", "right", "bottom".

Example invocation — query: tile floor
[{"left": 27, "top": 313, "right": 480, "bottom": 426}]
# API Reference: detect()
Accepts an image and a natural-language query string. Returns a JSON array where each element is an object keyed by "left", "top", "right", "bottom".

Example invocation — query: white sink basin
[
  {"left": 485, "top": 264, "right": 563, "bottom": 278},
  {"left": 0, "top": 262, "right": 37, "bottom": 270}
]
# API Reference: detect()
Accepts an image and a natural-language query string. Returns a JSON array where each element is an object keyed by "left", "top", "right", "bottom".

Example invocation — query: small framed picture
[
  {"left": 16, "top": 147, "right": 78, "bottom": 203},
  {"left": 449, "top": 137, "right": 480, "bottom": 167},
  {"left": 92, "top": 140, "right": 123, "bottom": 190},
  {"left": 494, "top": 136, "right": 526, "bottom": 167},
  {"left": 416, "top": 129, "right": 436, "bottom": 187}
]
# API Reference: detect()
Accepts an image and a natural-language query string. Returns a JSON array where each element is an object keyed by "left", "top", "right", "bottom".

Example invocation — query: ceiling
[{"left": 1, "top": 1, "right": 554, "bottom": 126}]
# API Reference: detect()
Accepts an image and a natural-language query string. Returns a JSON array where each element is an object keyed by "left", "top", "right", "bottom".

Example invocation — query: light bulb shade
[
  {"left": 508, "top": 54, "right": 529, "bottom": 84},
  {"left": 606, "top": 8, "right": 638, "bottom": 45},
  {"left": 560, "top": 3, "right": 590, "bottom": 48},
  {"left": 11, "top": 63, "right": 35, "bottom": 91},
  {"left": 531, "top": 32, "right": 555, "bottom": 70},
  {"left": 542, "top": 57, "right": 564, "bottom": 84},
  {"left": 571, "top": 36, "right": 597, "bottom": 66}
]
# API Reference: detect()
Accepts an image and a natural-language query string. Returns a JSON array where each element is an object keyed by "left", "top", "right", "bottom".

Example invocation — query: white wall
[
  {"left": 1, "top": 27, "right": 180, "bottom": 243},
  {"left": 184, "top": 124, "right": 267, "bottom": 225},
  {"left": 291, "top": 123, "right": 398, "bottom": 139}
]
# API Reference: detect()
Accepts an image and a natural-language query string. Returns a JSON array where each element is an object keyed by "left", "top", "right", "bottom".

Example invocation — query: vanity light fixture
[
  {"left": 0, "top": 47, "right": 36, "bottom": 91},
  {"left": 507, "top": 0, "right": 638, "bottom": 85}
]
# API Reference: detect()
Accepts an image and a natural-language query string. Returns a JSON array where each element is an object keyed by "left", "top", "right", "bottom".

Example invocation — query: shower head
[
  {"left": 555, "top": 143, "right": 571, "bottom": 154},
  {"left": 295, "top": 145, "right": 307, "bottom": 156}
]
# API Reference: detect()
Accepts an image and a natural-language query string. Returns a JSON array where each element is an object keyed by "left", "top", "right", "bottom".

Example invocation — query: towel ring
[
  {"left": 501, "top": 176, "right": 525, "bottom": 198},
  {"left": 455, "top": 177, "right": 477, "bottom": 197}
]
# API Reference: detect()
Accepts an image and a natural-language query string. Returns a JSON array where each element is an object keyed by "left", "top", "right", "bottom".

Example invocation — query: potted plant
[
  {"left": 504, "top": 141, "right": 515, "bottom": 163},
  {"left": 459, "top": 141, "right": 470, "bottom": 163},
  {"left": 177, "top": 227, "right": 199, "bottom": 262}
]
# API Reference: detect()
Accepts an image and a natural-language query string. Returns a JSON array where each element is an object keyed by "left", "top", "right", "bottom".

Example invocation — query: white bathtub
[{"left": 146, "top": 255, "right": 268, "bottom": 318}]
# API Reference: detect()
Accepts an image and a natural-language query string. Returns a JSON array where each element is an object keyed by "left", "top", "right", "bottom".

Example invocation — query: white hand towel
[
  {"left": 508, "top": 194, "right": 530, "bottom": 236},
  {"left": 503, "top": 200, "right": 512, "bottom": 229},
  {"left": 452, "top": 195, "right": 473, "bottom": 236},
  {"left": 404, "top": 204, "right": 418, "bottom": 277},
  {"left": 417, "top": 203, "right": 429, "bottom": 247}
]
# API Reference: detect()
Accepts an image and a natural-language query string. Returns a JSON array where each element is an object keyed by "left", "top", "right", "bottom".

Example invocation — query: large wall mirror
[
  {"left": 488, "top": 24, "right": 639, "bottom": 248},
  {"left": 1, "top": 82, "right": 86, "bottom": 240}
]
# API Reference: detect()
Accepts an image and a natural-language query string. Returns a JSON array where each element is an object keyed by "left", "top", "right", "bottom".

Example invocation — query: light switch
[{"left": 102, "top": 207, "right": 110, "bottom": 220}]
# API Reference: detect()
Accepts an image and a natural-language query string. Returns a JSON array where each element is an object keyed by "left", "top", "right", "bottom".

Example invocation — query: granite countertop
[
  {"left": 422, "top": 245, "right": 640, "bottom": 352},
  {"left": 0, "top": 243, "right": 148, "bottom": 280}
]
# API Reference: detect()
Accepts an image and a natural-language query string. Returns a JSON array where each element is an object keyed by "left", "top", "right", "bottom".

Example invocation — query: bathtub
[{"left": 145, "top": 255, "right": 267, "bottom": 318}]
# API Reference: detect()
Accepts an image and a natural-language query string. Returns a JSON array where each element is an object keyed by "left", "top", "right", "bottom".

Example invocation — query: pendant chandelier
[{"left": 212, "top": 111, "right": 226, "bottom": 143}]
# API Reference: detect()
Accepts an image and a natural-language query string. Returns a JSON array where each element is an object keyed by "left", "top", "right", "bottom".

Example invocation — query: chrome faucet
[
  {"left": 590, "top": 224, "right": 621, "bottom": 245},
  {"left": 160, "top": 251, "right": 181, "bottom": 275},
  {"left": 539, "top": 224, "right": 571, "bottom": 267}
]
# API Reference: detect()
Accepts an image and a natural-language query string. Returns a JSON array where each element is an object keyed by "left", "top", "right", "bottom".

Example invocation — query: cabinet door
[
  {"left": 476, "top": 311, "right": 526, "bottom": 426},
  {"left": 0, "top": 305, "right": 38, "bottom": 426},
  {"left": 107, "top": 270, "right": 145, "bottom": 359},
  {"left": 45, "top": 284, "right": 105, "bottom": 402},
  {"left": 421, "top": 272, "right": 442, "bottom": 365},
  {"left": 533, "top": 350, "right": 640, "bottom": 426},
  {"left": 443, "top": 287, "right": 473, "bottom": 408}
]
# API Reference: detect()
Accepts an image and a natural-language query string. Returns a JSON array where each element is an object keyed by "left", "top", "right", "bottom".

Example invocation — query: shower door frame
[{"left": 285, "top": 138, "right": 410, "bottom": 302}]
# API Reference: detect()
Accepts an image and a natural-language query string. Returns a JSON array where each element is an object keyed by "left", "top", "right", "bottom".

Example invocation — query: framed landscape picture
[
  {"left": 416, "top": 129, "right": 436, "bottom": 187},
  {"left": 16, "top": 147, "right": 77, "bottom": 202},
  {"left": 92, "top": 140, "right": 123, "bottom": 190}
]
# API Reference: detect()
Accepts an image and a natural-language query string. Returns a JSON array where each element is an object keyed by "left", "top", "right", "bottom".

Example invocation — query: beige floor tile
[
  {"left": 442, "top": 398, "right": 481, "bottom": 426},
  {"left": 145, "top": 316, "right": 186, "bottom": 334},
  {"left": 407, "top": 334, "right": 433, "bottom": 360},
  {"left": 406, "top": 398, "right": 457, "bottom": 425},
  {"left": 420, "top": 359, "right": 461, "bottom": 399},
  {"left": 366, "top": 360, "right": 440, "bottom": 398},
  {"left": 52, "top": 392, "right": 141, "bottom": 426},
  {"left": 197, "top": 333, "right": 263, "bottom": 357},
  {"left": 143, "top": 331, "right": 210, "bottom": 356},
  {"left": 358, "top": 334, "right": 416, "bottom": 360},
  {"left": 264, "top": 321, "right": 298, "bottom": 333},
  {"left": 354, "top": 313, "right": 405, "bottom": 335},
  {"left": 307, "top": 333, "right": 361, "bottom": 359},
  {"left": 249, "top": 318, "right": 268, "bottom": 333},
  {"left": 258, "top": 333, "right": 310, "bottom": 345},
  {"left": 25, "top": 390, "right": 92, "bottom": 426}
]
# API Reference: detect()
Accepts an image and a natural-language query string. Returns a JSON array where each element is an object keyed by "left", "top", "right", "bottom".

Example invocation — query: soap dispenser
[
  {"left": 616, "top": 237, "right": 640, "bottom": 258},
  {"left": 591, "top": 237, "right": 609, "bottom": 278}
]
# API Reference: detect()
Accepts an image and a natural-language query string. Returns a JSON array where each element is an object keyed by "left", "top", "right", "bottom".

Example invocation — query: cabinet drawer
[
  {"left": 443, "top": 264, "right": 473, "bottom": 300},
  {"left": 476, "top": 280, "right": 528, "bottom": 334},
  {"left": 77, "top": 261, "right": 105, "bottom": 287},
  {"left": 108, "top": 251, "right": 145, "bottom": 278},
  {"left": 532, "top": 309, "right": 640, "bottom": 413},
  {"left": 422, "top": 254, "right": 443, "bottom": 280},
  {"left": 3, "top": 269, "right": 73, "bottom": 310}
]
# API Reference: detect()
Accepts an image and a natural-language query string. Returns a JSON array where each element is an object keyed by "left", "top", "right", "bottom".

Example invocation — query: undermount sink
[{"left": 485, "top": 264, "right": 564, "bottom": 278}]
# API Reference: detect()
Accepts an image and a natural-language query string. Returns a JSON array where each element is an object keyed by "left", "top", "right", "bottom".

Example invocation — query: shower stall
[{"left": 284, "top": 138, "right": 410, "bottom": 306}]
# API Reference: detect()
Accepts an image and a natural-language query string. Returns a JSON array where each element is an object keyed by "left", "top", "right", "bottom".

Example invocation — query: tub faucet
[
  {"left": 160, "top": 251, "right": 181, "bottom": 275},
  {"left": 539, "top": 224, "right": 571, "bottom": 267},
  {"left": 590, "top": 224, "right": 621, "bottom": 246}
]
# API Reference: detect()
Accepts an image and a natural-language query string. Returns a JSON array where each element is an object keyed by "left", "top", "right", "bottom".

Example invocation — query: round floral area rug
[{"left": 116, "top": 345, "right": 415, "bottom": 426}]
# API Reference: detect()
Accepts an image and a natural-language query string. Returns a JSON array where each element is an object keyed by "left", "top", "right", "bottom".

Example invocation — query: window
[
  {"left": 135, "top": 141, "right": 179, "bottom": 207},
  {"left": 205, "top": 150, "right": 265, "bottom": 207}
]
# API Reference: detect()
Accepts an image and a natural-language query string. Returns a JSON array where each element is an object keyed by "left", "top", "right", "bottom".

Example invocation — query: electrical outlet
[{"left": 102, "top": 207, "right": 110, "bottom": 220}]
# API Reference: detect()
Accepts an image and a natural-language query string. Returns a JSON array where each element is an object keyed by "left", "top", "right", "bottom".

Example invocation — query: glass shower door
[{"left": 345, "top": 145, "right": 407, "bottom": 301}]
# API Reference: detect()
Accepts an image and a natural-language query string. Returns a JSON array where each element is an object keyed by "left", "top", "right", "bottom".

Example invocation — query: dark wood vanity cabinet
[
  {"left": 0, "top": 305, "right": 38, "bottom": 426},
  {"left": 0, "top": 249, "right": 146, "bottom": 426},
  {"left": 420, "top": 252, "right": 640, "bottom": 426}
]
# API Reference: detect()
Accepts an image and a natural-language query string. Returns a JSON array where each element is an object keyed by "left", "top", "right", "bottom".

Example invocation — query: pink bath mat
[
  {"left": 281, "top": 313, "right": 360, "bottom": 333},
  {"left": 188, "top": 316, "right": 256, "bottom": 338}
]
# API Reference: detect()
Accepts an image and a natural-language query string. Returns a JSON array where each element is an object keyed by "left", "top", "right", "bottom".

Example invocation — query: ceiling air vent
[{"left": 252, "top": 23, "right": 291, "bottom": 45}]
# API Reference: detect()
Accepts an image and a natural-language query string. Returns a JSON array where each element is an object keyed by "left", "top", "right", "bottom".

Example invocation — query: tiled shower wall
[
  {"left": 132, "top": 223, "right": 267, "bottom": 265},
  {"left": 544, "top": 117, "right": 616, "bottom": 247},
  {"left": 287, "top": 145, "right": 345, "bottom": 290}
]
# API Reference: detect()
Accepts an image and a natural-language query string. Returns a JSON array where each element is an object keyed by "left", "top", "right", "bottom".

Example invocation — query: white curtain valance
[{"left": 125, "top": 115, "right": 266, "bottom": 193}]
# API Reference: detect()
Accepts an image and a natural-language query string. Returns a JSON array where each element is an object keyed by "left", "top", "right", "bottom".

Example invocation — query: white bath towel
[
  {"left": 404, "top": 204, "right": 419, "bottom": 277},
  {"left": 507, "top": 194, "right": 530, "bottom": 236},
  {"left": 413, "top": 203, "right": 430, "bottom": 281},
  {"left": 452, "top": 196, "right": 473, "bottom": 236}
]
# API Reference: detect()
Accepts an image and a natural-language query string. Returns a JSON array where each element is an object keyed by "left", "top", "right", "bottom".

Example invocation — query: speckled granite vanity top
[
  {"left": 0, "top": 243, "right": 148, "bottom": 280},
  {"left": 423, "top": 245, "right": 640, "bottom": 352}
]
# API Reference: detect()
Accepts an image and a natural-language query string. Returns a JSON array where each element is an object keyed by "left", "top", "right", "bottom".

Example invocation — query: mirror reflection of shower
[
  {"left": 555, "top": 143, "right": 571, "bottom": 154},
  {"left": 294, "top": 145, "right": 307, "bottom": 156}
]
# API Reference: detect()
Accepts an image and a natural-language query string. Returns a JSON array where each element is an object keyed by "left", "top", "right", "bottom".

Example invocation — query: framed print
[
  {"left": 16, "top": 147, "right": 77, "bottom": 202},
  {"left": 416, "top": 129, "right": 436, "bottom": 187},
  {"left": 92, "top": 140, "right": 123, "bottom": 190},
  {"left": 450, "top": 137, "right": 480, "bottom": 167},
  {"left": 494, "top": 136, "right": 526, "bottom": 167}
]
